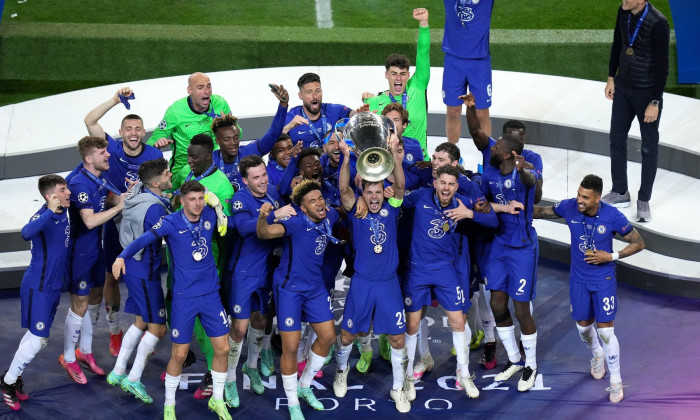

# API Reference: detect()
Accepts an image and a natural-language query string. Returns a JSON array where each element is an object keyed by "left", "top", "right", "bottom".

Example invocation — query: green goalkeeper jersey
[
  {"left": 147, "top": 94, "right": 231, "bottom": 176},
  {"left": 365, "top": 26, "right": 430, "bottom": 160}
]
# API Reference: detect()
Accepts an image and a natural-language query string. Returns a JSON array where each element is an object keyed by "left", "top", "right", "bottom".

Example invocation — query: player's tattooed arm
[
  {"left": 617, "top": 228, "right": 645, "bottom": 259},
  {"left": 533, "top": 206, "right": 559, "bottom": 219}
]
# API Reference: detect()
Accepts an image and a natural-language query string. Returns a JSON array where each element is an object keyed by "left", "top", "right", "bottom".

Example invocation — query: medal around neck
[
  {"left": 193, "top": 251, "right": 203, "bottom": 261},
  {"left": 374, "top": 244, "right": 383, "bottom": 254}
]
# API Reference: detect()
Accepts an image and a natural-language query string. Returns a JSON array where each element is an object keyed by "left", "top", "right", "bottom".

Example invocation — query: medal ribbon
[
  {"left": 301, "top": 213, "right": 342, "bottom": 245},
  {"left": 81, "top": 168, "right": 122, "bottom": 196},
  {"left": 301, "top": 108, "right": 327, "bottom": 146},
  {"left": 432, "top": 192, "right": 458, "bottom": 232},
  {"left": 214, "top": 149, "right": 239, "bottom": 179},
  {"left": 388, "top": 91, "right": 408, "bottom": 109},
  {"left": 173, "top": 163, "right": 217, "bottom": 196},
  {"left": 627, "top": 3, "right": 649, "bottom": 51},
  {"left": 143, "top": 187, "right": 174, "bottom": 212},
  {"left": 367, "top": 210, "right": 385, "bottom": 245},
  {"left": 180, "top": 210, "right": 204, "bottom": 253},
  {"left": 581, "top": 203, "right": 601, "bottom": 251}
]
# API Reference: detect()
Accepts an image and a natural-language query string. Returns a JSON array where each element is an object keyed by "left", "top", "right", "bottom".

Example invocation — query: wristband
[
  {"left": 266, "top": 212, "right": 277, "bottom": 225},
  {"left": 611, "top": 252, "right": 619, "bottom": 261}
]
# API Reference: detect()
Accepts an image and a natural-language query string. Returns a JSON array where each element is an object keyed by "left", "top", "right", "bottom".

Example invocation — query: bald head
[{"left": 187, "top": 72, "right": 212, "bottom": 113}]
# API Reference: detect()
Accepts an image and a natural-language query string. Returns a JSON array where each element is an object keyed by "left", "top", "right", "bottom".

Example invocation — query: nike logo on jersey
[
  {"left": 570, "top": 220, "right": 582, "bottom": 224},
  {"left": 178, "top": 229, "right": 189, "bottom": 234},
  {"left": 306, "top": 228, "right": 315, "bottom": 231},
  {"left": 423, "top": 205, "right": 433, "bottom": 209},
  {"left": 606, "top": 311, "right": 614, "bottom": 316}
]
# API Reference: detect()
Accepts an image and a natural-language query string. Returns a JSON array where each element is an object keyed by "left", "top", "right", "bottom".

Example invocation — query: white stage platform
[{"left": 1, "top": 67, "right": 698, "bottom": 295}]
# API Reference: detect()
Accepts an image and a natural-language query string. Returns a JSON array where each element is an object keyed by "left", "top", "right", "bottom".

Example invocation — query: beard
[{"left": 489, "top": 153, "right": 501, "bottom": 168}]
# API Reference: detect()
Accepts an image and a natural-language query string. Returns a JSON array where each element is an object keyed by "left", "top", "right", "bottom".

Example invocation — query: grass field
[
  {"left": 1, "top": 0, "right": 674, "bottom": 29},
  {"left": 0, "top": 0, "right": 685, "bottom": 106}
]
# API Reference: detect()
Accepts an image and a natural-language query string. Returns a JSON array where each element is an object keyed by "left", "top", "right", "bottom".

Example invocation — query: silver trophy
[{"left": 342, "top": 112, "right": 395, "bottom": 182}]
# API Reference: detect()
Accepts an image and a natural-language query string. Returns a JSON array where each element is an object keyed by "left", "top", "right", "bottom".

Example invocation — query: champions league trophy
[{"left": 341, "top": 112, "right": 395, "bottom": 183}]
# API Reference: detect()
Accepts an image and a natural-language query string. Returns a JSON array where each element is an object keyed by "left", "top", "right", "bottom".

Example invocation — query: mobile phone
[{"left": 268, "top": 84, "right": 279, "bottom": 94}]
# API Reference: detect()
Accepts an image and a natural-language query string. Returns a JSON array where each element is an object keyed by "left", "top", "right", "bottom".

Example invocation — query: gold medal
[
  {"left": 626, "top": 47, "right": 634, "bottom": 56},
  {"left": 584, "top": 249, "right": 594, "bottom": 256},
  {"left": 374, "top": 244, "right": 383, "bottom": 254},
  {"left": 193, "top": 251, "right": 203, "bottom": 261},
  {"left": 443, "top": 221, "right": 450, "bottom": 232}
]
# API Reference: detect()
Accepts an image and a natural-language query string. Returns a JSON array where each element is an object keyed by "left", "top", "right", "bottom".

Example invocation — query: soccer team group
[{"left": 1, "top": 4, "right": 650, "bottom": 420}]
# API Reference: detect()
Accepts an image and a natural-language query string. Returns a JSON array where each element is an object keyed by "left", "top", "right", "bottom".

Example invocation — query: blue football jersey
[
  {"left": 105, "top": 134, "right": 163, "bottom": 193},
  {"left": 120, "top": 206, "right": 220, "bottom": 298},
  {"left": 21, "top": 205, "right": 70, "bottom": 291},
  {"left": 272, "top": 207, "right": 341, "bottom": 291},
  {"left": 553, "top": 198, "right": 633, "bottom": 284},
  {"left": 285, "top": 103, "right": 351, "bottom": 148},
  {"left": 349, "top": 201, "right": 400, "bottom": 280}
]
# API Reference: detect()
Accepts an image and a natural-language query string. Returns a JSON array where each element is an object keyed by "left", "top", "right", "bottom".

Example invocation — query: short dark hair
[
  {"left": 77, "top": 136, "right": 108, "bottom": 160},
  {"left": 503, "top": 120, "right": 526, "bottom": 134},
  {"left": 501, "top": 134, "right": 524, "bottom": 155},
  {"left": 38, "top": 174, "right": 67, "bottom": 198},
  {"left": 297, "top": 147, "right": 322, "bottom": 168},
  {"left": 435, "top": 165, "right": 461, "bottom": 181},
  {"left": 381, "top": 103, "right": 409, "bottom": 125},
  {"left": 297, "top": 73, "right": 321, "bottom": 89},
  {"left": 239, "top": 155, "right": 265, "bottom": 178},
  {"left": 121, "top": 114, "right": 143, "bottom": 125},
  {"left": 435, "top": 142, "right": 460, "bottom": 162},
  {"left": 277, "top": 133, "right": 292, "bottom": 142},
  {"left": 580, "top": 174, "right": 603, "bottom": 195},
  {"left": 361, "top": 179, "right": 384, "bottom": 191},
  {"left": 138, "top": 158, "right": 169, "bottom": 185},
  {"left": 179, "top": 180, "right": 205, "bottom": 196},
  {"left": 190, "top": 133, "right": 215, "bottom": 153},
  {"left": 291, "top": 179, "right": 321, "bottom": 206},
  {"left": 211, "top": 114, "right": 241, "bottom": 135},
  {"left": 385, "top": 53, "right": 410, "bottom": 70}
]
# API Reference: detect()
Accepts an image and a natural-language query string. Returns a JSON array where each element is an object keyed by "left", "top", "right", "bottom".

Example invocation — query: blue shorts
[
  {"left": 404, "top": 266, "right": 465, "bottom": 313},
  {"left": 67, "top": 259, "right": 105, "bottom": 296},
  {"left": 275, "top": 284, "right": 333, "bottom": 332},
  {"left": 20, "top": 286, "right": 61, "bottom": 338},
  {"left": 170, "top": 292, "right": 230, "bottom": 344},
  {"left": 102, "top": 219, "right": 123, "bottom": 268},
  {"left": 123, "top": 273, "right": 166, "bottom": 324},
  {"left": 570, "top": 279, "right": 618, "bottom": 323},
  {"left": 442, "top": 53, "right": 492, "bottom": 108},
  {"left": 342, "top": 274, "right": 406, "bottom": 336},
  {"left": 485, "top": 242, "right": 538, "bottom": 302},
  {"left": 229, "top": 274, "right": 272, "bottom": 320}
]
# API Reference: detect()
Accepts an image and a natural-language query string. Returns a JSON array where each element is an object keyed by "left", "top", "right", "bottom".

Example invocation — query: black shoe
[
  {"left": 193, "top": 371, "right": 213, "bottom": 399},
  {"left": 1, "top": 375, "right": 20, "bottom": 411},
  {"left": 481, "top": 342, "right": 497, "bottom": 370},
  {"left": 182, "top": 349, "right": 196, "bottom": 369}
]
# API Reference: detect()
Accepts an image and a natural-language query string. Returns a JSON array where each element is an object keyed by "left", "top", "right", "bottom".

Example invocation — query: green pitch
[{"left": 0, "top": 1, "right": 685, "bottom": 107}]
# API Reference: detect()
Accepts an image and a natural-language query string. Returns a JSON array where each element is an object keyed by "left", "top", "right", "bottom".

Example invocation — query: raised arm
[
  {"left": 338, "top": 141, "right": 357, "bottom": 212},
  {"left": 412, "top": 8, "right": 431, "bottom": 89},
  {"left": 460, "top": 93, "right": 490, "bottom": 151},
  {"left": 84, "top": 87, "right": 133, "bottom": 138},
  {"left": 252, "top": 84, "right": 290, "bottom": 155},
  {"left": 389, "top": 134, "right": 405, "bottom": 200}
]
